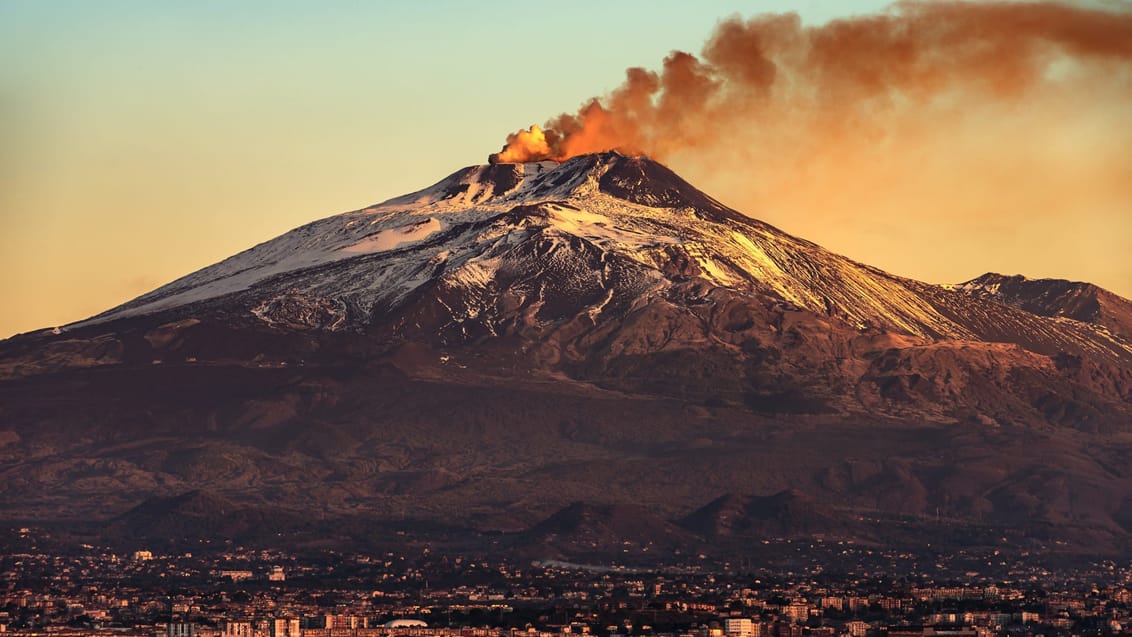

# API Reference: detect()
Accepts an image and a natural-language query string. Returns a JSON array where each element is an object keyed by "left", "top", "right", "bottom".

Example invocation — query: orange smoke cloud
[
  {"left": 491, "top": 125, "right": 553, "bottom": 164},
  {"left": 491, "top": 1, "right": 1132, "bottom": 164},
  {"left": 487, "top": 0, "right": 1132, "bottom": 299}
]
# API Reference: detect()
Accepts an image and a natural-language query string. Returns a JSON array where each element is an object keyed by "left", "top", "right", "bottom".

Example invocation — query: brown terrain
[{"left": 1, "top": 152, "right": 1130, "bottom": 560}]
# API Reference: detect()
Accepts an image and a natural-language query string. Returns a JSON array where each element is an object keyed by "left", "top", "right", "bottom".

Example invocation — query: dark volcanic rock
[
  {"left": 679, "top": 491, "right": 847, "bottom": 539},
  {"left": 960, "top": 272, "right": 1132, "bottom": 342},
  {"left": 107, "top": 490, "right": 301, "bottom": 544},
  {"left": 520, "top": 502, "right": 698, "bottom": 557}
]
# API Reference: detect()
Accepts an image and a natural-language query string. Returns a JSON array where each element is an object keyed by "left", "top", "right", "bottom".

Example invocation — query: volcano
[{"left": 2, "top": 152, "right": 1131, "bottom": 557}]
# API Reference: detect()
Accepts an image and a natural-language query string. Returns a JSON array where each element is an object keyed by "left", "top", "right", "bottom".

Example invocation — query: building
[
  {"left": 223, "top": 621, "right": 253, "bottom": 637},
  {"left": 270, "top": 618, "right": 299, "bottom": 637},
  {"left": 168, "top": 623, "right": 197, "bottom": 637},
  {"left": 725, "top": 618, "right": 754, "bottom": 637},
  {"left": 220, "top": 571, "right": 254, "bottom": 582},
  {"left": 383, "top": 620, "right": 428, "bottom": 629},
  {"left": 784, "top": 602, "right": 811, "bottom": 622}
]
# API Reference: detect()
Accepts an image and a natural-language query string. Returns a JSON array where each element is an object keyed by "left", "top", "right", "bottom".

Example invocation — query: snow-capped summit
[{"left": 77, "top": 152, "right": 1130, "bottom": 367}]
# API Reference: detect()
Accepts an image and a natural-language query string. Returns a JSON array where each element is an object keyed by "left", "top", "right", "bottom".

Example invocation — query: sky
[{"left": 1, "top": 0, "right": 1129, "bottom": 338}]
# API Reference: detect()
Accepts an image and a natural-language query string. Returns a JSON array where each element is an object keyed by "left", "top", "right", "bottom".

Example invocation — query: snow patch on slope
[{"left": 341, "top": 218, "right": 442, "bottom": 253}]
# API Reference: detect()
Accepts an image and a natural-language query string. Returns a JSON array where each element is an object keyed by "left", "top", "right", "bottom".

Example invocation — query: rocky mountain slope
[
  {"left": 1, "top": 152, "right": 1130, "bottom": 558},
  {"left": 958, "top": 272, "right": 1132, "bottom": 343}
]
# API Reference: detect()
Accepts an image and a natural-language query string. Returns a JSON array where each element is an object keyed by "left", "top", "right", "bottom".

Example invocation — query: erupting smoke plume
[
  {"left": 491, "top": 1, "right": 1132, "bottom": 164},
  {"left": 489, "top": 0, "right": 1132, "bottom": 296}
]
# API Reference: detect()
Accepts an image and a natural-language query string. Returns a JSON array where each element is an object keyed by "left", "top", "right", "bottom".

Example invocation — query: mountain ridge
[
  {"left": 959, "top": 272, "right": 1132, "bottom": 343},
  {"left": 2, "top": 152, "right": 1131, "bottom": 559},
  {"left": 40, "top": 152, "right": 1130, "bottom": 367}
]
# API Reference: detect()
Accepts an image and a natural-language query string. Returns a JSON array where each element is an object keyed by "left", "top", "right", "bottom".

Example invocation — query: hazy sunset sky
[{"left": 2, "top": 1, "right": 1129, "bottom": 338}]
